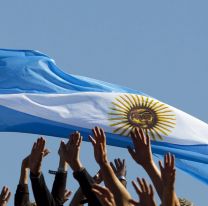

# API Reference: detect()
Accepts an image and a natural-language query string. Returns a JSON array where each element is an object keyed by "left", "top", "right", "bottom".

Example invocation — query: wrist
[
  {"left": 99, "top": 160, "right": 109, "bottom": 169},
  {"left": 142, "top": 159, "right": 154, "bottom": 171},
  {"left": 71, "top": 161, "right": 83, "bottom": 172},
  {"left": 98, "top": 158, "right": 109, "bottom": 166},
  {"left": 30, "top": 167, "right": 41, "bottom": 176},
  {"left": 118, "top": 175, "right": 126, "bottom": 181},
  {"left": 58, "top": 158, "right": 68, "bottom": 171}
]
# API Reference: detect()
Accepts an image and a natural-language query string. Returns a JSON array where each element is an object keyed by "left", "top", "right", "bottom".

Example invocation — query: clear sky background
[{"left": 0, "top": 1, "right": 207, "bottom": 205}]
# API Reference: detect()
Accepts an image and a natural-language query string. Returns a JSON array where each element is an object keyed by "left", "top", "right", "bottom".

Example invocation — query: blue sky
[{"left": 0, "top": 1, "right": 208, "bottom": 205}]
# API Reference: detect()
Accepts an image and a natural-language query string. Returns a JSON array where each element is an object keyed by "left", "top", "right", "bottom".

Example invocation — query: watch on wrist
[{"left": 118, "top": 176, "right": 126, "bottom": 182}]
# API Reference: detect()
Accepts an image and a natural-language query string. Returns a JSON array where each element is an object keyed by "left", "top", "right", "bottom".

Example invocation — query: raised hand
[
  {"left": 0, "top": 186, "right": 11, "bottom": 206},
  {"left": 29, "top": 137, "right": 49, "bottom": 176},
  {"left": 92, "top": 184, "right": 116, "bottom": 206},
  {"left": 89, "top": 127, "right": 108, "bottom": 165},
  {"left": 63, "top": 189, "right": 72, "bottom": 203},
  {"left": 110, "top": 158, "right": 126, "bottom": 177},
  {"left": 128, "top": 128, "right": 153, "bottom": 169},
  {"left": 159, "top": 153, "right": 176, "bottom": 186},
  {"left": 130, "top": 178, "right": 156, "bottom": 206},
  {"left": 58, "top": 140, "right": 68, "bottom": 171},
  {"left": 159, "top": 153, "right": 176, "bottom": 206},
  {"left": 62, "top": 131, "right": 83, "bottom": 172},
  {"left": 22, "top": 155, "right": 30, "bottom": 169}
]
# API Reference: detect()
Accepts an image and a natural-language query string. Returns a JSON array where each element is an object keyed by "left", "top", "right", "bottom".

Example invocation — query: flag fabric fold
[{"left": 0, "top": 49, "right": 208, "bottom": 184}]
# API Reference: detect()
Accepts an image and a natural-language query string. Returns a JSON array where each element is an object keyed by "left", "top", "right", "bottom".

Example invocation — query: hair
[{"left": 179, "top": 198, "right": 194, "bottom": 206}]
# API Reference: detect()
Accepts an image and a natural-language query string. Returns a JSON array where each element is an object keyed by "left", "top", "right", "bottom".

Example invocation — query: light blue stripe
[{"left": 0, "top": 49, "right": 145, "bottom": 95}]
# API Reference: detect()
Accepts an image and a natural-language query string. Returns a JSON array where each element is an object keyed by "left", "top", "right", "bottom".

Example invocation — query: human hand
[
  {"left": 128, "top": 128, "right": 153, "bottom": 169},
  {"left": 62, "top": 132, "right": 83, "bottom": 172},
  {"left": 0, "top": 186, "right": 11, "bottom": 206},
  {"left": 159, "top": 153, "right": 176, "bottom": 188},
  {"left": 92, "top": 184, "right": 116, "bottom": 206},
  {"left": 63, "top": 189, "right": 72, "bottom": 203},
  {"left": 22, "top": 155, "right": 30, "bottom": 169},
  {"left": 58, "top": 140, "right": 65, "bottom": 159},
  {"left": 110, "top": 158, "right": 126, "bottom": 177},
  {"left": 130, "top": 178, "right": 156, "bottom": 206},
  {"left": 22, "top": 149, "right": 49, "bottom": 170},
  {"left": 29, "top": 137, "right": 49, "bottom": 176},
  {"left": 93, "top": 170, "right": 103, "bottom": 184},
  {"left": 89, "top": 127, "right": 108, "bottom": 166},
  {"left": 58, "top": 140, "right": 68, "bottom": 171}
]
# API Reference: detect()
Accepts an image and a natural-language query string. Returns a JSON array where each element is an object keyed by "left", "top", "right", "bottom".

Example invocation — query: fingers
[
  {"left": 130, "top": 127, "right": 149, "bottom": 150},
  {"left": 32, "top": 137, "right": 46, "bottom": 153},
  {"left": 149, "top": 184, "right": 154, "bottom": 197},
  {"left": 92, "top": 126, "right": 106, "bottom": 145},
  {"left": 0, "top": 186, "right": 6, "bottom": 197},
  {"left": 127, "top": 146, "right": 136, "bottom": 160},
  {"left": 77, "top": 135, "right": 82, "bottom": 147},
  {"left": 0, "top": 186, "right": 11, "bottom": 202},
  {"left": 43, "top": 148, "right": 50, "bottom": 157},
  {"left": 4, "top": 189, "right": 11, "bottom": 202},
  {"left": 132, "top": 180, "right": 142, "bottom": 196},
  {"left": 92, "top": 184, "right": 111, "bottom": 197},
  {"left": 164, "top": 153, "right": 175, "bottom": 170},
  {"left": 37, "top": 137, "right": 45, "bottom": 152},
  {"left": 122, "top": 159, "right": 126, "bottom": 167},
  {"left": 31, "top": 142, "right": 37, "bottom": 152},
  {"left": 110, "top": 162, "right": 117, "bottom": 173},
  {"left": 89, "top": 135, "right": 96, "bottom": 146},
  {"left": 114, "top": 159, "right": 120, "bottom": 168},
  {"left": 133, "top": 177, "right": 155, "bottom": 200},
  {"left": 92, "top": 184, "right": 114, "bottom": 203},
  {"left": 137, "top": 177, "right": 146, "bottom": 193},
  {"left": 113, "top": 158, "right": 125, "bottom": 169},
  {"left": 64, "top": 189, "right": 72, "bottom": 198},
  {"left": 141, "top": 178, "right": 148, "bottom": 193},
  {"left": 158, "top": 160, "right": 164, "bottom": 172},
  {"left": 68, "top": 132, "right": 82, "bottom": 148}
]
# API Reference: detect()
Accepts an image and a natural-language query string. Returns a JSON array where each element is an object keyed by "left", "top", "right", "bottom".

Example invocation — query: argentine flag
[{"left": 0, "top": 49, "right": 208, "bottom": 184}]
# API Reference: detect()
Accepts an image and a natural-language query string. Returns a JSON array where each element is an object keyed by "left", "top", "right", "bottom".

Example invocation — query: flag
[{"left": 0, "top": 48, "right": 208, "bottom": 184}]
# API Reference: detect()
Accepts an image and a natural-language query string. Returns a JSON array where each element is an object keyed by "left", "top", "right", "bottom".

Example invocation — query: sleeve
[
  {"left": 15, "top": 184, "right": 30, "bottom": 206},
  {"left": 51, "top": 171, "right": 67, "bottom": 205},
  {"left": 30, "top": 172, "right": 56, "bottom": 206},
  {"left": 73, "top": 168, "right": 102, "bottom": 206}
]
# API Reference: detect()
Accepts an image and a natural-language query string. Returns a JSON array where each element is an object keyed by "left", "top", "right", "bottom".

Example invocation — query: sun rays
[{"left": 108, "top": 94, "right": 176, "bottom": 140}]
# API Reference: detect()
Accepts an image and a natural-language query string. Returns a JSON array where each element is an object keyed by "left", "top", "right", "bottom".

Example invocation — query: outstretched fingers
[
  {"left": 89, "top": 135, "right": 96, "bottom": 146},
  {"left": 132, "top": 180, "right": 142, "bottom": 196}
]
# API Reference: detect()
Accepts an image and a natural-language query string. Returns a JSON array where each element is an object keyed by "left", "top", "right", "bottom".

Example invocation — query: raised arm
[
  {"left": 51, "top": 140, "right": 71, "bottom": 205},
  {"left": 128, "top": 128, "right": 179, "bottom": 205},
  {"left": 89, "top": 126, "right": 132, "bottom": 206},
  {"left": 62, "top": 131, "right": 102, "bottom": 206},
  {"left": 159, "top": 153, "right": 176, "bottom": 206},
  {"left": 70, "top": 170, "right": 102, "bottom": 206},
  {"left": 29, "top": 137, "right": 56, "bottom": 206},
  {"left": 15, "top": 156, "right": 30, "bottom": 206}
]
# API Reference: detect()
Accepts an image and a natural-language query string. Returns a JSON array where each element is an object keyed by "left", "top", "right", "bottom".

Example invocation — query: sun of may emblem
[{"left": 108, "top": 94, "right": 176, "bottom": 140}]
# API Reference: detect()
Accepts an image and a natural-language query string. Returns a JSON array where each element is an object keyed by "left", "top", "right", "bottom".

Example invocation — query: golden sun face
[{"left": 108, "top": 94, "right": 176, "bottom": 140}]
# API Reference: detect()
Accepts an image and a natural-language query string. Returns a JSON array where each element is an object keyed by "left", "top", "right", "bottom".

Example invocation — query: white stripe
[{"left": 0, "top": 92, "right": 207, "bottom": 145}]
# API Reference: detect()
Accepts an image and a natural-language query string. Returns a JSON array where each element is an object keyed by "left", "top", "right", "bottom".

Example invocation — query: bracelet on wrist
[{"left": 118, "top": 176, "right": 126, "bottom": 182}]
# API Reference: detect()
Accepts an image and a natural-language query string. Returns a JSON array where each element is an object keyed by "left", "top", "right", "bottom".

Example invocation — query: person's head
[{"left": 179, "top": 198, "right": 194, "bottom": 206}]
